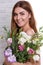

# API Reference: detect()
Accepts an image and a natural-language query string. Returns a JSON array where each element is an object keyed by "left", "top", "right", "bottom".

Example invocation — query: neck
[{"left": 21, "top": 23, "right": 31, "bottom": 32}]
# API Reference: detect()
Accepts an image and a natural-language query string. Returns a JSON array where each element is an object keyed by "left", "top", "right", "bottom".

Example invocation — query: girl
[{"left": 4, "top": 1, "right": 40, "bottom": 65}]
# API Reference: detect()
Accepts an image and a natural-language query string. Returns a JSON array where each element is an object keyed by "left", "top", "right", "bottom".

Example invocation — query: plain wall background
[
  {"left": 0, "top": 0, "right": 43, "bottom": 65},
  {"left": 26, "top": 0, "right": 43, "bottom": 29}
]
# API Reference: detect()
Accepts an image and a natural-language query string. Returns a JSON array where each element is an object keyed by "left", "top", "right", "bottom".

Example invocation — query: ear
[{"left": 28, "top": 13, "right": 31, "bottom": 19}]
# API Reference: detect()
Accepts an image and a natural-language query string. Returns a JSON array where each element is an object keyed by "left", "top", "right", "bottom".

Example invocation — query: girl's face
[{"left": 14, "top": 7, "right": 31, "bottom": 27}]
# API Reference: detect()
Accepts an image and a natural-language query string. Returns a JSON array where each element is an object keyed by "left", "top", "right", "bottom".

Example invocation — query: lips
[
  {"left": 17, "top": 20, "right": 22, "bottom": 22},
  {"left": 16, "top": 21, "right": 23, "bottom": 27},
  {"left": 15, "top": 19, "right": 24, "bottom": 27},
  {"left": 16, "top": 20, "right": 23, "bottom": 24}
]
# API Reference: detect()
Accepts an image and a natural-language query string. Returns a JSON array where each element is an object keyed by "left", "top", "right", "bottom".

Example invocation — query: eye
[
  {"left": 13, "top": 13, "right": 17, "bottom": 16},
  {"left": 20, "top": 12, "right": 25, "bottom": 15}
]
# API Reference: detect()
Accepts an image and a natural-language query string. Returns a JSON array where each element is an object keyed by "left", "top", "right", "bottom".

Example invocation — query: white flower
[
  {"left": 26, "top": 35, "right": 31, "bottom": 41},
  {"left": 27, "top": 47, "right": 30, "bottom": 51},
  {"left": 40, "top": 40, "right": 43, "bottom": 43},
  {"left": 33, "top": 55, "right": 40, "bottom": 61},
  {"left": 7, "top": 38, "right": 12, "bottom": 44},
  {"left": 36, "top": 49, "right": 40, "bottom": 54},
  {"left": 32, "top": 38, "right": 39, "bottom": 44},
  {"left": 18, "top": 31, "right": 31, "bottom": 45},
  {"left": 20, "top": 32, "right": 27, "bottom": 38},
  {"left": 32, "top": 40, "right": 36, "bottom": 44},
  {"left": 19, "top": 31, "right": 31, "bottom": 42},
  {"left": 34, "top": 38, "right": 39, "bottom": 42},
  {"left": 18, "top": 37, "right": 26, "bottom": 45},
  {"left": 20, "top": 32, "right": 31, "bottom": 40}
]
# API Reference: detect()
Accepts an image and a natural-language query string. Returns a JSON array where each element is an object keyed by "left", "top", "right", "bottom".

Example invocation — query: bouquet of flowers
[{"left": 3, "top": 26, "right": 43, "bottom": 63}]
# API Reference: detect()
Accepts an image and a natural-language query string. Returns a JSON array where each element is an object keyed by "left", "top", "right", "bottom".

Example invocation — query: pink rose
[
  {"left": 28, "top": 48, "right": 34, "bottom": 54},
  {"left": 7, "top": 38, "right": 12, "bottom": 44},
  {"left": 18, "top": 45, "right": 24, "bottom": 51}
]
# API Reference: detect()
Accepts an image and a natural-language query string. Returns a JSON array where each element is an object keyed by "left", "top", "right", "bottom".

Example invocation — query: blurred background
[{"left": 0, "top": 0, "right": 43, "bottom": 65}]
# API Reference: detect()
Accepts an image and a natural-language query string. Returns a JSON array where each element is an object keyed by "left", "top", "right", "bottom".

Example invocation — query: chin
[{"left": 18, "top": 25, "right": 24, "bottom": 27}]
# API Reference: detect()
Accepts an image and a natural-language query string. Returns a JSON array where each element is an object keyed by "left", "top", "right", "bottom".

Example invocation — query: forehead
[{"left": 14, "top": 7, "right": 28, "bottom": 14}]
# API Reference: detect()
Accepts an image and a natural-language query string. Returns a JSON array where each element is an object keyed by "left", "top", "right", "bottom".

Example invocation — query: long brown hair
[{"left": 11, "top": 1, "right": 37, "bottom": 35}]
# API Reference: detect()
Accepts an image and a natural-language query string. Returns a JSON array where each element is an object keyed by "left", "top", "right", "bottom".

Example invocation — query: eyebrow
[
  {"left": 14, "top": 11, "right": 25, "bottom": 14},
  {"left": 19, "top": 11, "right": 25, "bottom": 14}
]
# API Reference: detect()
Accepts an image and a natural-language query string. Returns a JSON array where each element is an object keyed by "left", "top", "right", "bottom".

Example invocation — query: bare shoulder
[{"left": 26, "top": 29, "right": 35, "bottom": 36}]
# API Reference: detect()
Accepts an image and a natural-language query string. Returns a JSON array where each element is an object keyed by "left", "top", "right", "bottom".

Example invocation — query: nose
[{"left": 17, "top": 14, "right": 21, "bottom": 20}]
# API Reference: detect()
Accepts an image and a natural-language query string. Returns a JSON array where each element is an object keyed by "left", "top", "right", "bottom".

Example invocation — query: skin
[
  {"left": 4, "top": 57, "right": 40, "bottom": 65},
  {"left": 4, "top": 7, "right": 40, "bottom": 65},
  {"left": 14, "top": 7, "right": 35, "bottom": 36},
  {"left": 14, "top": 7, "right": 31, "bottom": 28}
]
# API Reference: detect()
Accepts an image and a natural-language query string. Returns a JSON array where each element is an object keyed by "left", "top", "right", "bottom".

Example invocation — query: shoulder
[{"left": 26, "top": 29, "right": 35, "bottom": 36}]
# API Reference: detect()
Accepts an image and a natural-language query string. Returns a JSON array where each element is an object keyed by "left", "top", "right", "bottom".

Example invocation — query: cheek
[
  {"left": 13, "top": 17, "right": 17, "bottom": 25},
  {"left": 23, "top": 15, "right": 29, "bottom": 22},
  {"left": 23, "top": 14, "right": 28, "bottom": 19},
  {"left": 14, "top": 16, "right": 17, "bottom": 23},
  {"left": 14, "top": 16, "right": 16, "bottom": 21}
]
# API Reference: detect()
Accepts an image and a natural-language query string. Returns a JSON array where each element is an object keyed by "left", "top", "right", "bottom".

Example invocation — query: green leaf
[{"left": 39, "top": 26, "right": 43, "bottom": 32}]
